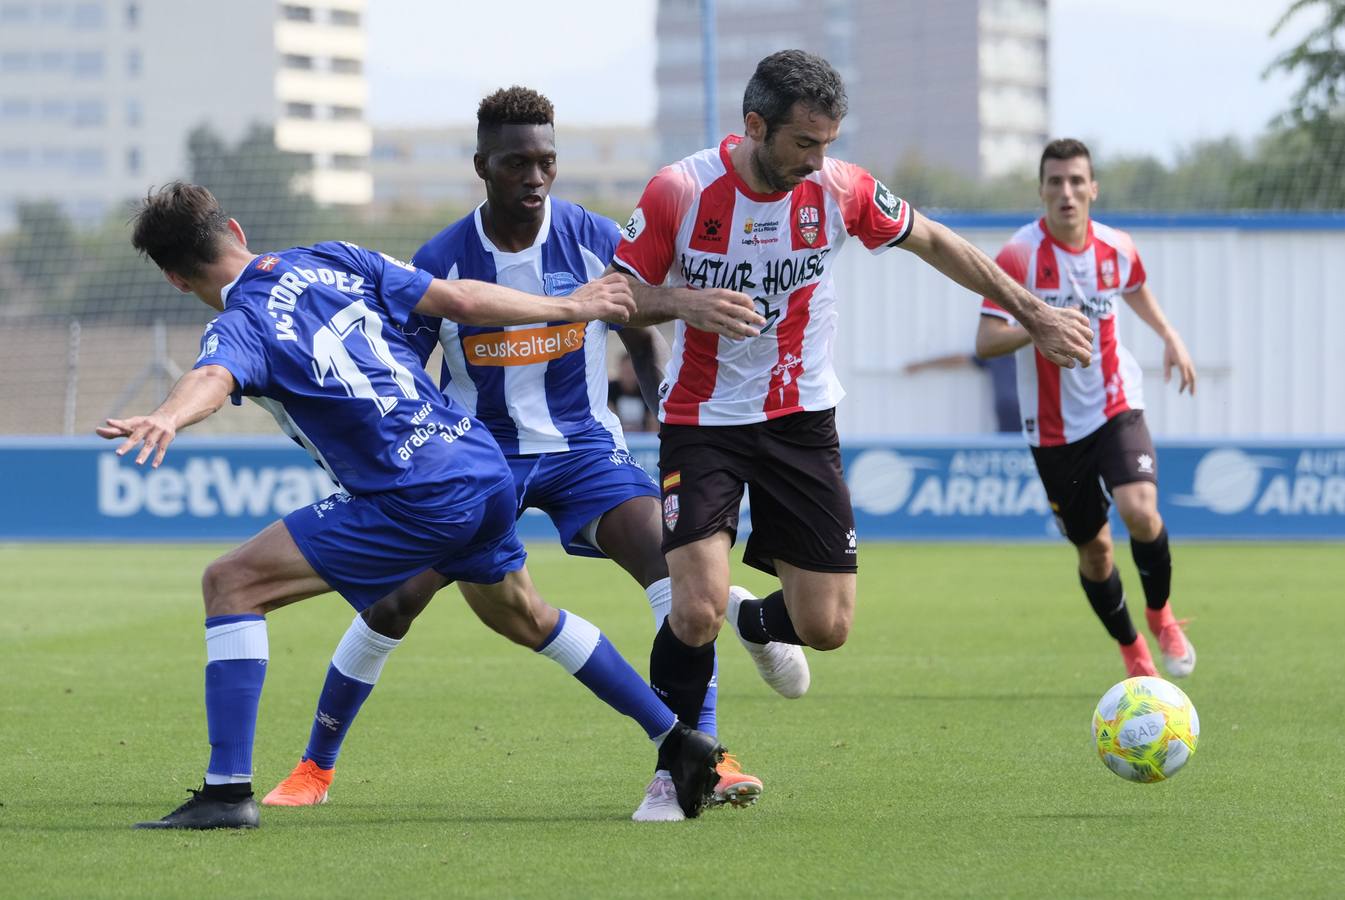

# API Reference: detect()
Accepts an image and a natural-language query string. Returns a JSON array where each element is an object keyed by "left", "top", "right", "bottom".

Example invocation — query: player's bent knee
[
  {"left": 793, "top": 604, "right": 852, "bottom": 651},
  {"left": 670, "top": 597, "right": 723, "bottom": 645},
  {"left": 798, "top": 619, "right": 849, "bottom": 651},
  {"left": 200, "top": 558, "right": 258, "bottom": 617}
]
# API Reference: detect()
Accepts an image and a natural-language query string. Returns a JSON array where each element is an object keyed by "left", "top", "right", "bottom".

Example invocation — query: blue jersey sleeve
[
  {"left": 400, "top": 239, "right": 453, "bottom": 365},
  {"left": 330, "top": 242, "right": 434, "bottom": 328},
  {"left": 192, "top": 310, "right": 269, "bottom": 405}
]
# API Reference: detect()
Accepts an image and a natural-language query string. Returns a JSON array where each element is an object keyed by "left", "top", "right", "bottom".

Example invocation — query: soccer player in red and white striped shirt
[
  {"left": 608, "top": 50, "right": 1094, "bottom": 816},
  {"left": 976, "top": 138, "right": 1198, "bottom": 680}
]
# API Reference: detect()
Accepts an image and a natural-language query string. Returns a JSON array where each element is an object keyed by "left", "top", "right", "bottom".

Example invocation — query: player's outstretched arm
[
  {"left": 1122, "top": 284, "right": 1196, "bottom": 395},
  {"left": 618, "top": 325, "right": 671, "bottom": 414},
  {"left": 900, "top": 211, "right": 1094, "bottom": 369},
  {"left": 603, "top": 264, "right": 765, "bottom": 339},
  {"left": 414, "top": 273, "right": 635, "bottom": 326},
  {"left": 95, "top": 364, "right": 236, "bottom": 468},
  {"left": 975, "top": 315, "right": 1032, "bottom": 359}
]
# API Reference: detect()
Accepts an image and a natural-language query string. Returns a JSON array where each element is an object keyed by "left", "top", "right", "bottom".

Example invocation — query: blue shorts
[
  {"left": 509, "top": 447, "right": 659, "bottom": 558},
  {"left": 284, "top": 479, "right": 526, "bottom": 611}
]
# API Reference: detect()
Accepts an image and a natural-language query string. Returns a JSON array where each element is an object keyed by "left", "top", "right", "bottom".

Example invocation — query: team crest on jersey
[
  {"left": 542, "top": 272, "right": 582, "bottom": 296},
  {"left": 873, "top": 180, "right": 902, "bottom": 221},
  {"left": 256, "top": 255, "right": 280, "bottom": 272},
  {"left": 796, "top": 205, "right": 821, "bottom": 246},
  {"left": 1099, "top": 257, "right": 1117, "bottom": 288},
  {"left": 663, "top": 493, "right": 680, "bottom": 531}
]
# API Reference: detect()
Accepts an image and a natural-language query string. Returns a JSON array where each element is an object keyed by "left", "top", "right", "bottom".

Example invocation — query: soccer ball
[{"left": 1092, "top": 676, "right": 1199, "bottom": 783}]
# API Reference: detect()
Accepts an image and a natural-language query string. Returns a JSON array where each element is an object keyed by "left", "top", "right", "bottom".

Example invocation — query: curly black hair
[{"left": 477, "top": 86, "right": 554, "bottom": 141}]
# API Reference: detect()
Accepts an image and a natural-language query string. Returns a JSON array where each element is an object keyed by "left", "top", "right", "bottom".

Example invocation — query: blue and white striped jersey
[{"left": 407, "top": 198, "right": 627, "bottom": 455}]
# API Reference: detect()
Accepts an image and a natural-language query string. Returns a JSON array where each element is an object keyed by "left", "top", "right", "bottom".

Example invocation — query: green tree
[
  {"left": 10, "top": 201, "right": 75, "bottom": 284},
  {"left": 1268, "top": 0, "right": 1345, "bottom": 127},
  {"left": 187, "top": 123, "right": 316, "bottom": 250},
  {"left": 1260, "top": 0, "right": 1345, "bottom": 208}
]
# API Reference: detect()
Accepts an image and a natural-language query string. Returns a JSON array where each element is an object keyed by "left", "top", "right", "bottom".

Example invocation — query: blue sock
[
  {"left": 303, "top": 666, "right": 375, "bottom": 769},
  {"left": 203, "top": 614, "right": 268, "bottom": 786},
  {"left": 302, "top": 614, "right": 401, "bottom": 769},
  {"left": 538, "top": 609, "right": 676, "bottom": 740},
  {"left": 699, "top": 656, "right": 719, "bottom": 737}
]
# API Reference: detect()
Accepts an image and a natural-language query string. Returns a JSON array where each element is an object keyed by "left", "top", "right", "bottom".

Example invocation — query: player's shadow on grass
[
  {"left": 728, "top": 692, "right": 1098, "bottom": 702},
  {"left": 1018, "top": 813, "right": 1152, "bottom": 820}
]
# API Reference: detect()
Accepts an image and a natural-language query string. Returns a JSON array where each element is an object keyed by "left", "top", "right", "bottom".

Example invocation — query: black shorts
[
  {"left": 1030, "top": 410, "right": 1158, "bottom": 546},
  {"left": 658, "top": 409, "right": 857, "bottom": 576}
]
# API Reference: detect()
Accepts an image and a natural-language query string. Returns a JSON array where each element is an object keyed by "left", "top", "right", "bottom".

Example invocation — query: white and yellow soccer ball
[{"left": 1092, "top": 676, "right": 1200, "bottom": 783}]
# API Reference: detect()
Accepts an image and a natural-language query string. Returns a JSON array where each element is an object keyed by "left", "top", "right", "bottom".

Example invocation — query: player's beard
[{"left": 751, "top": 140, "right": 799, "bottom": 193}]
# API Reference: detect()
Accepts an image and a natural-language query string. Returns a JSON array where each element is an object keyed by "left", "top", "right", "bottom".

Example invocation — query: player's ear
[
  {"left": 227, "top": 218, "right": 247, "bottom": 248},
  {"left": 163, "top": 270, "right": 192, "bottom": 295},
  {"left": 744, "top": 111, "right": 767, "bottom": 143},
  {"left": 473, "top": 152, "right": 488, "bottom": 181}
]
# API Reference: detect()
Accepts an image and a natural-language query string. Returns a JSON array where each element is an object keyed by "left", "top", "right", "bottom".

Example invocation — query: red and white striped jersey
[
  {"left": 614, "top": 135, "right": 914, "bottom": 425},
  {"left": 982, "top": 218, "right": 1147, "bottom": 447}
]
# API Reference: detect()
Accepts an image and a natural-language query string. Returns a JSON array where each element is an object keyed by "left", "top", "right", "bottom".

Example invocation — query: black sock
[
  {"left": 201, "top": 782, "right": 253, "bottom": 802},
  {"left": 1130, "top": 528, "right": 1172, "bottom": 610},
  {"left": 1079, "top": 568, "right": 1138, "bottom": 644},
  {"left": 649, "top": 619, "right": 715, "bottom": 770},
  {"left": 735, "top": 590, "right": 804, "bottom": 645}
]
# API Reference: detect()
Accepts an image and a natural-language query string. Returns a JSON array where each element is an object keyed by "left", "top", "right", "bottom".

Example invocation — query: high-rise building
[
  {"left": 0, "top": 0, "right": 371, "bottom": 228},
  {"left": 654, "top": 0, "right": 1049, "bottom": 180}
]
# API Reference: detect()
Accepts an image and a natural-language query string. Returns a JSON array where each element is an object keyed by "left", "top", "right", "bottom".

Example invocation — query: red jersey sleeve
[
  {"left": 1122, "top": 233, "right": 1147, "bottom": 292},
  {"left": 982, "top": 242, "right": 1030, "bottom": 323},
  {"left": 823, "top": 160, "right": 914, "bottom": 253},
  {"left": 612, "top": 165, "right": 696, "bottom": 285}
]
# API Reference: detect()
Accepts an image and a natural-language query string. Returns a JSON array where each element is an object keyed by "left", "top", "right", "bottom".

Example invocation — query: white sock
[
  {"left": 535, "top": 609, "right": 600, "bottom": 674},
  {"left": 331, "top": 614, "right": 401, "bottom": 683},
  {"left": 646, "top": 577, "right": 672, "bottom": 629}
]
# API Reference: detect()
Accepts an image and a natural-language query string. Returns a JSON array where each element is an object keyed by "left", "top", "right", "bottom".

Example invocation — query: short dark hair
[
  {"left": 742, "top": 50, "right": 848, "bottom": 137},
  {"left": 1039, "top": 138, "right": 1093, "bottom": 182},
  {"left": 477, "top": 85, "right": 554, "bottom": 147},
  {"left": 131, "top": 182, "right": 232, "bottom": 279}
]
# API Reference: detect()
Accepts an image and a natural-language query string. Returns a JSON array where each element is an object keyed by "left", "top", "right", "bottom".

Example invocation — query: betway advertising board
[{"left": 1, "top": 436, "right": 1342, "bottom": 541}]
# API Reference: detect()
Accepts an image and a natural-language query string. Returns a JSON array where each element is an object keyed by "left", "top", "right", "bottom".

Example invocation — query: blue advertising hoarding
[{"left": 1, "top": 436, "right": 1342, "bottom": 542}]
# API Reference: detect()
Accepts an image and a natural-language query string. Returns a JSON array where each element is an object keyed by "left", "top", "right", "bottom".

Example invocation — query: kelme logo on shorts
[{"left": 463, "top": 323, "right": 586, "bottom": 366}]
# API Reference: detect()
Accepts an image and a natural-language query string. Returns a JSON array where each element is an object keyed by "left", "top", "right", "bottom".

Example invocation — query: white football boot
[
  {"left": 632, "top": 774, "right": 685, "bottom": 822},
  {"left": 726, "top": 585, "right": 810, "bottom": 699}
]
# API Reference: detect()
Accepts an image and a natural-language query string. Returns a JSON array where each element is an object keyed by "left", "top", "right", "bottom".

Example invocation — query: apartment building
[
  {"left": 0, "top": 0, "right": 371, "bottom": 228},
  {"left": 654, "top": 0, "right": 1049, "bottom": 180}
]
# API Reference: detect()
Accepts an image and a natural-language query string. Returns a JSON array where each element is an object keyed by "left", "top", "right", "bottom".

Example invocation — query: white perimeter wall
[{"left": 831, "top": 225, "right": 1345, "bottom": 438}]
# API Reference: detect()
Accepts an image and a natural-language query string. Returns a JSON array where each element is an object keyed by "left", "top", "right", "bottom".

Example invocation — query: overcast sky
[{"left": 366, "top": 0, "right": 1317, "bottom": 164}]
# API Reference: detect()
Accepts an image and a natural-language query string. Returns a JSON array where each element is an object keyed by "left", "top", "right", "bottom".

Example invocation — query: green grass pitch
[{"left": 1, "top": 541, "right": 1342, "bottom": 898}]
